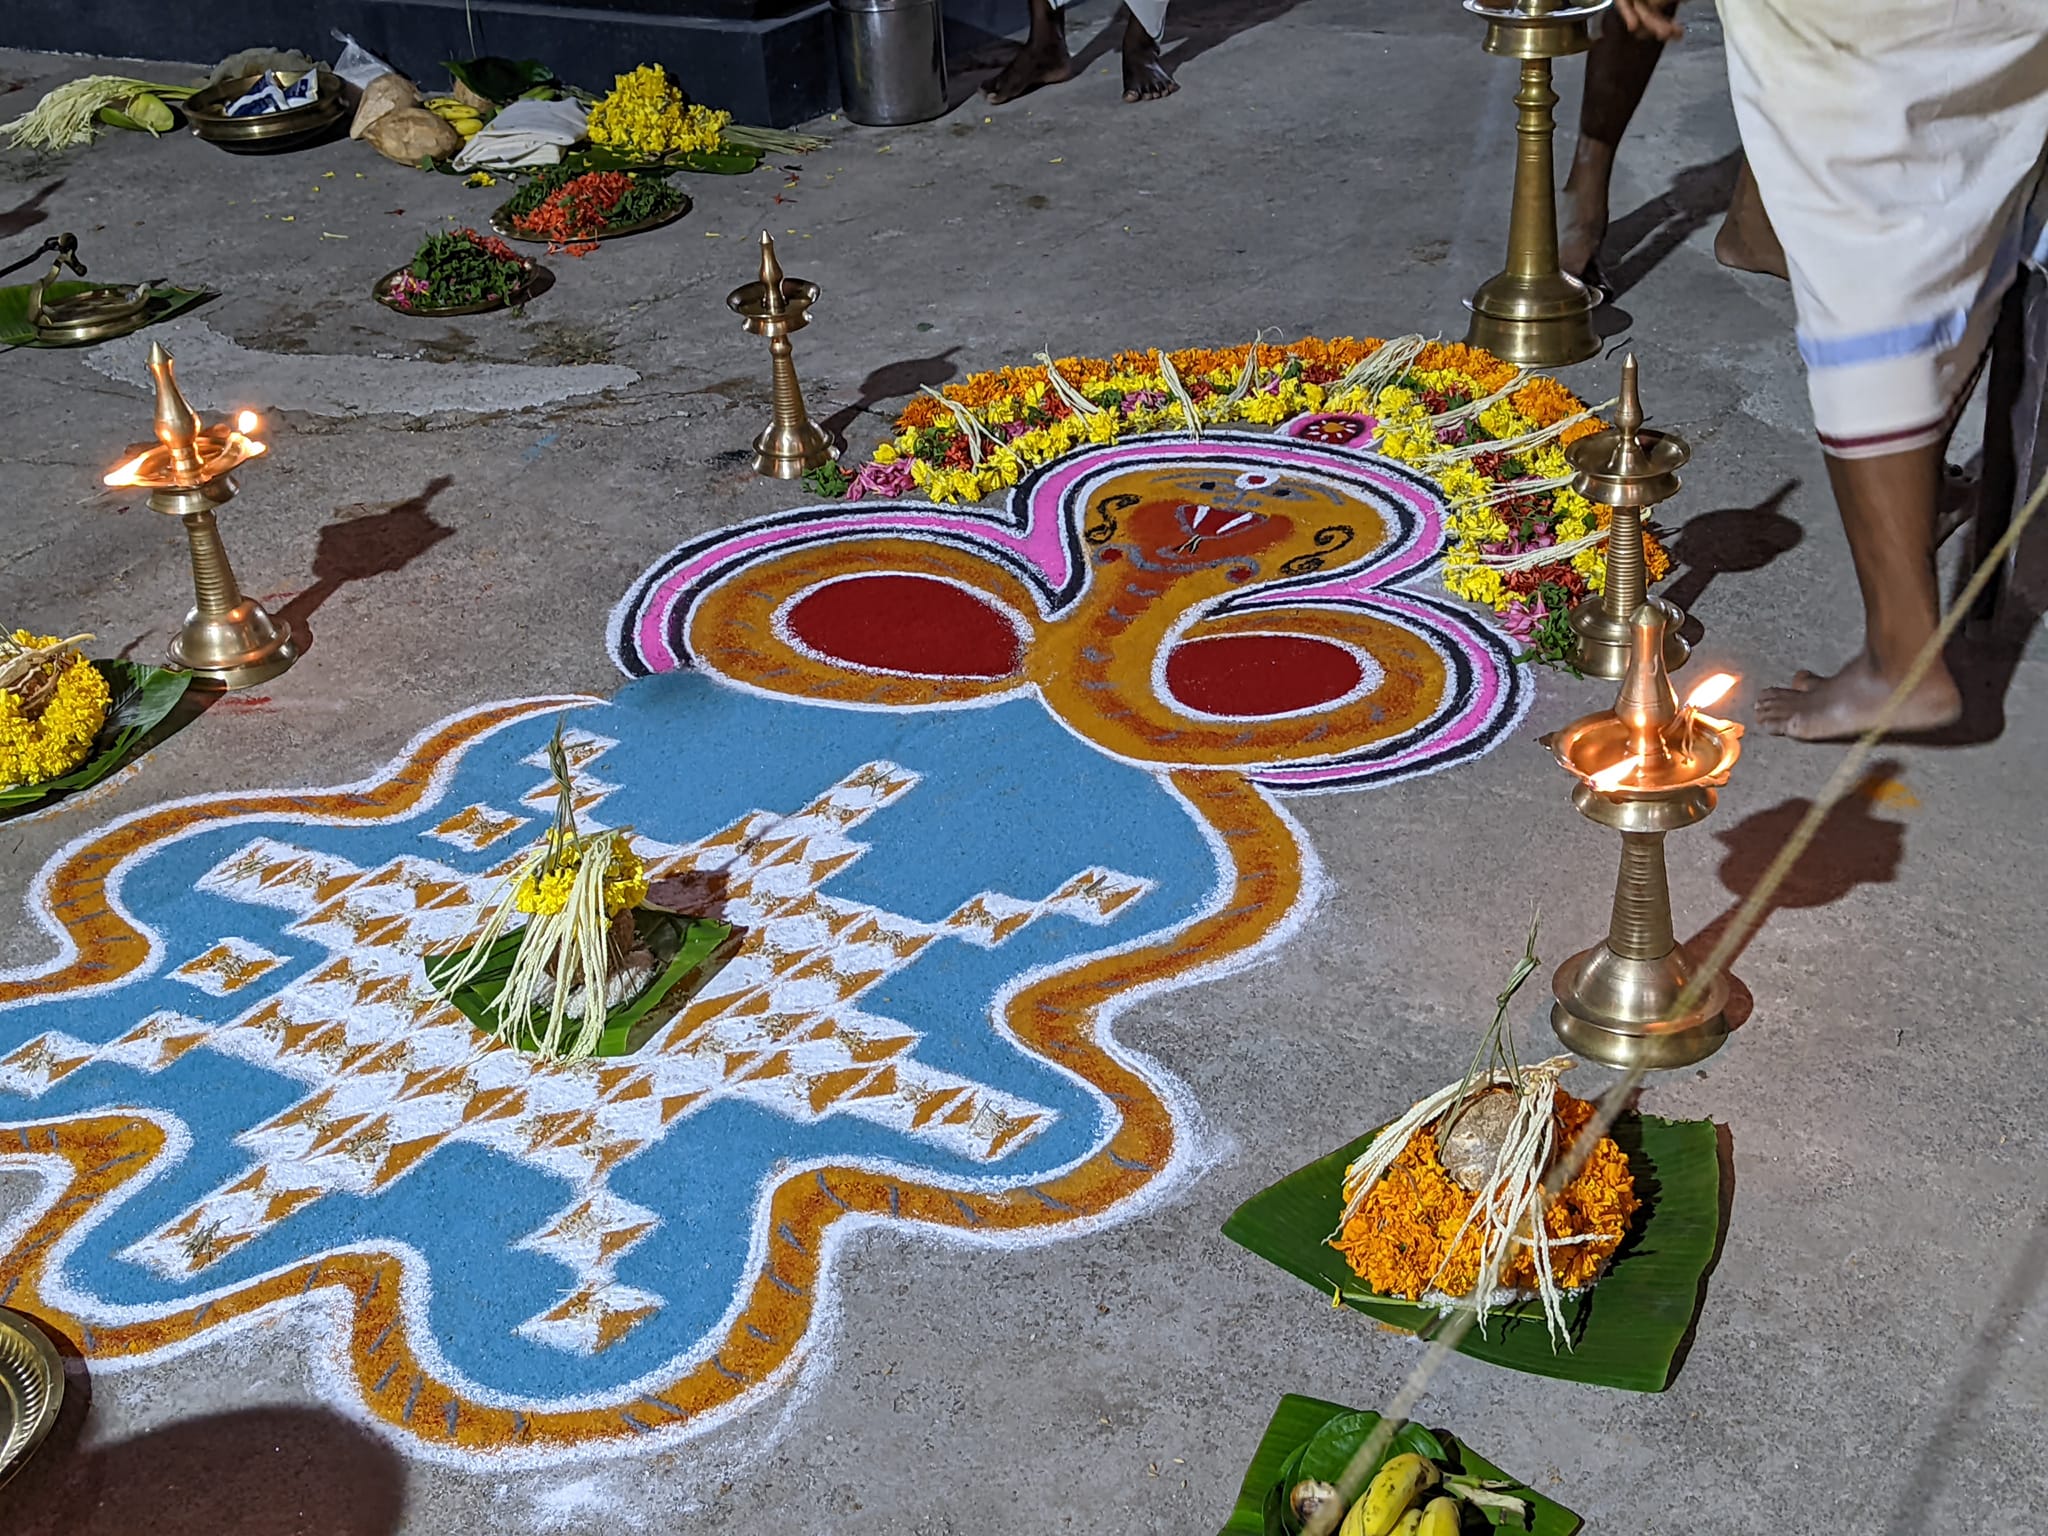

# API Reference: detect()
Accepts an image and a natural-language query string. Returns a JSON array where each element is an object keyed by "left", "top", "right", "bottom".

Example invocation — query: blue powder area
[{"left": 0, "top": 673, "right": 1226, "bottom": 1401}]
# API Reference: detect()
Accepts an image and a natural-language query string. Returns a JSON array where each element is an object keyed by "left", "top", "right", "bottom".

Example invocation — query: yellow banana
[
  {"left": 1391, "top": 1512, "right": 1425, "bottom": 1536},
  {"left": 1354, "top": 1454, "right": 1439, "bottom": 1536},
  {"left": 1414, "top": 1497, "right": 1460, "bottom": 1536}
]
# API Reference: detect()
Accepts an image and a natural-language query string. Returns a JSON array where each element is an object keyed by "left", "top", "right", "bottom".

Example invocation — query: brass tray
[
  {"left": 0, "top": 1309, "right": 64, "bottom": 1489},
  {"left": 34, "top": 282, "right": 152, "bottom": 345},
  {"left": 488, "top": 191, "right": 692, "bottom": 247},
  {"left": 372, "top": 261, "right": 549, "bottom": 318},
  {"left": 184, "top": 68, "right": 348, "bottom": 154}
]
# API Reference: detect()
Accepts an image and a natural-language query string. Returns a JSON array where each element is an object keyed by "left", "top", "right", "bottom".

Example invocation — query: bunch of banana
[
  {"left": 423, "top": 96, "right": 488, "bottom": 140},
  {"left": 1308, "top": 1451, "right": 1531, "bottom": 1536}
]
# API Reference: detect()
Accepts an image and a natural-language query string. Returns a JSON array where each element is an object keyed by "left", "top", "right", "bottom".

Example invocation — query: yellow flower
[
  {"left": 602, "top": 842, "right": 648, "bottom": 917},
  {"left": 0, "top": 635, "right": 110, "bottom": 790},
  {"left": 586, "top": 65, "right": 730, "bottom": 156},
  {"left": 872, "top": 443, "right": 898, "bottom": 464},
  {"left": 465, "top": 171, "right": 497, "bottom": 188}
]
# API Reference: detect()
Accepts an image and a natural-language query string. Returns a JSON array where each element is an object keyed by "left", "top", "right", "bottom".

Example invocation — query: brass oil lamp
[
  {"left": 1461, "top": 0, "right": 1609, "bottom": 367},
  {"left": 102, "top": 342, "right": 298, "bottom": 689},
  {"left": 726, "top": 231, "right": 836, "bottom": 479},
  {"left": 1545, "top": 605, "right": 1743, "bottom": 1069},
  {"left": 1565, "top": 352, "right": 1692, "bottom": 678}
]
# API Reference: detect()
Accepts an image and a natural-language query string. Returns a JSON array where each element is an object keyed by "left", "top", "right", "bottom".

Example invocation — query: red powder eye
[
  {"left": 784, "top": 575, "right": 1023, "bottom": 678},
  {"left": 1164, "top": 634, "right": 1364, "bottom": 716}
]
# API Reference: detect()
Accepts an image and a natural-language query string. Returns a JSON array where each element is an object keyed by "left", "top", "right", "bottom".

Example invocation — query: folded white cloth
[{"left": 452, "top": 97, "right": 589, "bottom": 171}]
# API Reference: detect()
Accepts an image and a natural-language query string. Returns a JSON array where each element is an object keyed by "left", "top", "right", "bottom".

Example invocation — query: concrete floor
[{"left": 1, "top": 4, "right": 2044, "bottom": 1532}]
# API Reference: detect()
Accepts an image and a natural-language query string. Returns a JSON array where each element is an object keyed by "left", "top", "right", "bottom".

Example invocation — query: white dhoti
[
  {"left": 1053, "top": 0, "right": 1169, "bottom": 39},
  {"left": 1719, "top": 0, "right": 2048, "bottom": 458}
]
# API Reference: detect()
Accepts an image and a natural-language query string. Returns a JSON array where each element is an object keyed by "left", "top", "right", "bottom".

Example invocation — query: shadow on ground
[
  {"left": 1, "top": 1327, "right": 406, "bottom": 1535},
  {"left": 1686, "top": 760, "right": 1908, "bottom": 1029}
]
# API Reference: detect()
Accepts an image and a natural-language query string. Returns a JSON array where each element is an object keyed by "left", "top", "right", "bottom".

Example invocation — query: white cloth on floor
[
  {"left": 451, "top": 97, "right": 589, "bottom": 171},
  {"left": 1718, "top": 0, "right": 2048, "bottom": 458},
  {"left": 1052, "top": 0, "right": 1169, "bottom": 40}
]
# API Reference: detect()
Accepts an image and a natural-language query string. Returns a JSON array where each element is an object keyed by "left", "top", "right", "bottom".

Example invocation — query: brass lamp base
[
  {"left": 1551, "top": 940, "right": 1730, "bottom": 1070},
  {"left": 1569, "top": 592, "right": 1689, "bottom": 679},
  {"left": 156, "top": 490, "right": 298, "bottom": 691},
  {"left": 169, "top": 598, "right": 298, "bottom": 689},
  {"left": 1463, "top": 272, "right": 1601, "bottom": 370},
  {"left": 749, "top": 411, "right": 836, "bottom": 480}
]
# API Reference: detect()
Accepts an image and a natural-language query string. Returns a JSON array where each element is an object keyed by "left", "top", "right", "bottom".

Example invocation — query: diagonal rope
[{"left": 1301, "top": 468, "right": 2048, "bottom": 1536}]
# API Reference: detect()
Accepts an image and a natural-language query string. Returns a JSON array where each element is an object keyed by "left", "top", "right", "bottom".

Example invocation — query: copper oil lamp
[
  {"left": 1544, "top": 605, "right": 1743, "bottom": 1069},
  {"left": 1461, "top": 0, "right": 1609, "bottom": 368},
  {"left": 102, "top": 342, "right": 298, "bottom": 689},
  {"left": 1565, "top": 352, "right": 1694, "bottom": 678},
  {"left": 726, "top": 231, "right": 836, "bottom": 479}
]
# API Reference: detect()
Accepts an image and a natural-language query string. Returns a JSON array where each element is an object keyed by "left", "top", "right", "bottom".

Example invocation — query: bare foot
[
  {"left": 984, "top": 18, "right": 1073, "bottom": 103},
  {"left": 1755, "top": 652, "right": 1961, "bottom": 740},
  {"left": 1558, "top": 179, "right": 1608, "bottom": 284},
  {"left": 1714, "top": 158, "right": 1789, "bottom": 279},
  {"left": 1122, "top": 19, "right": 1177, "bottom": 101}
]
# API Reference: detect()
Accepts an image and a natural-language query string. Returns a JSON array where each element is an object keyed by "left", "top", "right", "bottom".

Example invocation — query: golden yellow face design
[{"left": 1081, "top": 466, "right": 1384, "bottom": 587}]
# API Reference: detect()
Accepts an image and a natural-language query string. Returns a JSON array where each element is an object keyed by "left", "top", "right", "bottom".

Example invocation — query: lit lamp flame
[
  {"left": 1587, "top": 753, "right": 1644, "bottom": 793},
  {"left": 103, "top": 451, "right": 151, "bottom": 488},
  {"left": 1682, "top": 672, "right": 1737, "bottom": 712},
  {"left": 1678, "top": 671, "right": 1739, "bottom": 752},
  {"left": 236, "top": 410, "right": 259, "bottom": 434}
]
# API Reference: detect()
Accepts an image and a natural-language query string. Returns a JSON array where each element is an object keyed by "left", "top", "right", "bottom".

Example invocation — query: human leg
[
  {"left": 1121, "top": 0, "right": 1176, "bottom": 102},
  {"left": 1755, "top": 443, "right": 1961, "bottom": 738},
  {"left": 1560, "top": 3, "right": 1674, "bottom": 281},
  {"left": 984, "top": 0, "right": 1074, "bottom": 103},
  {"left": 1712, "top": 155, "right": 1787, "bottom": 278},
  {"left": 1718, "top": 0, "right": 2048, "bottom": 737}
]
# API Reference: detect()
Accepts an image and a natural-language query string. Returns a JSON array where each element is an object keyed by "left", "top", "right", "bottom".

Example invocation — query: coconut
[
  {"left": 350, "top": 72, "right": 418, "bottom": 139},
  {"left": 363, "top": 106, "right": 461, "bottom": 165}
]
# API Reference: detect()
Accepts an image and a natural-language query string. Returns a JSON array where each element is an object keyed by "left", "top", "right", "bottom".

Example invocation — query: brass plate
[
  {"left": 34, "top": 284, "right": 151, "bottom": 345},
  {"left": 488, "top": 191, "right": 692, "bottom": 246},
  {"left": 185, "top": 69, "right": 348, "bottom": 154},
  {"left": 372, "top": 263, "right": 546, "bottom": 318},
  {"left": 0, "top": 1309, "right": 64, "bottom": 1489}
]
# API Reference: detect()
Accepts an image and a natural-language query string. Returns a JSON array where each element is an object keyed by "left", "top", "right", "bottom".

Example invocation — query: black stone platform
[{"left": 5, "top": 0, "right": 1026, "bottom": 128}]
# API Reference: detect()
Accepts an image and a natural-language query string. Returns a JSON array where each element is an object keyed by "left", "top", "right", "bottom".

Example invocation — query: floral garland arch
[{"left": 831, "top": 337, "right": 1672, "bottom": 665}]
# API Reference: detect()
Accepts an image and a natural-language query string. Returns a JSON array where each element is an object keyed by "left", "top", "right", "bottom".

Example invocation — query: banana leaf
[
  {"left": 0, "top": 280, "right": 213, "bottom": 349},
  {"left": 0, "top": 660, "right": 192, "bottom": 813},
  {"left": 424, "top": 909, "right": 733, "bottom": 1057},
  {"left": 444, "top": 56, "right": 558, "bottom": 106},
  {"left": 1221, "top": 1114, "right": 1725, "bottom": 1393},
  {"left": 560, "top": 143, "right": 761, "bottom": 176},
  {"left": 1223, "top": 1396, "right": 1582, "bottom": 1536}
]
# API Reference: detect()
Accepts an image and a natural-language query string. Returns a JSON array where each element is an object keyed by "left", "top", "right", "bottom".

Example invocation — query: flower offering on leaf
[
  {"left": 436, "top": 719, "right": 656, "bottom": 1059},
  {"left": 585, "top": 64, "right": 730, "bottom": 157},
  {"left": 0, "top": 631, "right": 110, "bottom": 790},
  {"left": 1324, "top": 926, "right": 1639, "bottom": 1349},
  {"left": 501, "top": 167, "right": 685, "bottom": 247}
]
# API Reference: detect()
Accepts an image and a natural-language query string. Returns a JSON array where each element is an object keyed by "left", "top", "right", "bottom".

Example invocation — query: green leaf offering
[
  {"left": 425, "top": 909, "right": 734, "bottom": 1058},
  {"left": 802, "top": 462, "right": 851, "bottom": 497},
  {"left": 1221, "top": 1114, "right": 1725, "bottom": 1393},
  {"left": 394, "top": 229, "right": 530, "bottom": 310},
  {"left": 0, "top": 660, "right": 192, "bottom": 814},
  {"left": 444, "top": 56, "right": 558, "bottom": 106},
  {"left": 1222, "top": 1398, "right": 1582, "bottom": 1536}
]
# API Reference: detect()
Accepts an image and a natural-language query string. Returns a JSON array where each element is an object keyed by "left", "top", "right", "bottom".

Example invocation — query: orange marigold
[
  {"left": 1330, "top": 1091, "right": 1637, "bottom": 1302},
  {"left": 1412, "top": 341, "right": 1520, "bottom": 394},
  {"left": 1508, "top": 376, "right": 1587, "bottom": 428}
]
